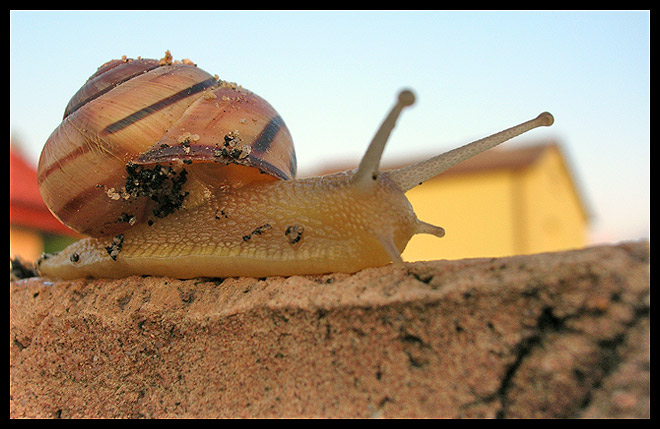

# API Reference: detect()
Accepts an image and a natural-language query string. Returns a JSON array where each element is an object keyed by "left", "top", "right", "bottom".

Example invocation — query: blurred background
[{"left": 10, "top": 10, "right": 649, "bottom": 263}]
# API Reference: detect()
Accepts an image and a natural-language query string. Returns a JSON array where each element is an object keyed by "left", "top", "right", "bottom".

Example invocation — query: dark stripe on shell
[
  {"left": 251, "top": 115, "right": 285, "bottom": 153},
  {"left": 37, "top": 143, "right": 87, "bottom": 185},
  {"left": 52, "top": 185, "right": 102, "bottom": 228},
  {"left": 288, "top": 150, "right": 297, "bottom": 178},
  {"left": 63, "top": 61, "right": 162, "bottom": 119},
  {"left": 101, "top": 77, "right": 218, "bottom": 135}
]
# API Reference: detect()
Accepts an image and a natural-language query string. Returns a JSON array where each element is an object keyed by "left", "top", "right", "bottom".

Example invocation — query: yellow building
[{"left": 398, "top": 142, "right": 589, "bottom": 261}]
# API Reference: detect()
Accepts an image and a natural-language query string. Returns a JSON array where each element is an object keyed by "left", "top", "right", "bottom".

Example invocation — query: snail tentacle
[
  {"left": 387, "top": 112, "right": 555, "bottom": 192},
  {"left": 377, "top": 233, "right": 405, "bottom": 266},
  {"left": 414, "top": 219, "right": 446, "bottom": 238},
  {"left": 351, "top": 89, "right": 415, "bottom": 189}
]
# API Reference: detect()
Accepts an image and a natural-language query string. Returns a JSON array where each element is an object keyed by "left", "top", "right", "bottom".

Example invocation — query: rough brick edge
[{"left": 10, "top": 241, "right": 649, "bottom": 418}]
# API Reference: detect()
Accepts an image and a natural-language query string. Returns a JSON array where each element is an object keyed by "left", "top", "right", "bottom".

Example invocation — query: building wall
[
  {"left": 516, "top": 147, "right": 587, "bottom": 255},
  {"left": 401, "top": 168, "right": 518, "bottom": 261},
  {"left": 10, "top": 226, "right": 43, "bottom": 262},
  {"left": 401, "top": 147, "right": 587, "bottom": 262}
]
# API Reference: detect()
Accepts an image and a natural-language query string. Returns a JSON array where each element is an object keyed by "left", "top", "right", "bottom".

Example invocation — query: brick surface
[{"left": 10, "top": 242, "right": 649, "bottom": 418}]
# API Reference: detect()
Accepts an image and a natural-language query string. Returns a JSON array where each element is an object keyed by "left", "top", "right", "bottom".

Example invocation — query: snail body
[
  {"left": 38, "top": 171, "right": 416, "bottom": 279},
  {"left": 36, "top": 53, "right": 554, "bottom": 279}
]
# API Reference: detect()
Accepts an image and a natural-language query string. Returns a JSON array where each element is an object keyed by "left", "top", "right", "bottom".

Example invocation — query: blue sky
[{"left": 10, "top": 10, "right": 649, "bottom": 245}]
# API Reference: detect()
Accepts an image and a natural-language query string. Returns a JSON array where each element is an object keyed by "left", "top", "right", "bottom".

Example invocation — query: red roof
[{"left": 10, "top": 146, "right": 78, "bottom": 236}]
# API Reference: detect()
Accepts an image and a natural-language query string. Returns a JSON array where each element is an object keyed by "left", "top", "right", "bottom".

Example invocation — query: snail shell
[{"left": 37, "top": 53, "right": 296, "bottom": 237}]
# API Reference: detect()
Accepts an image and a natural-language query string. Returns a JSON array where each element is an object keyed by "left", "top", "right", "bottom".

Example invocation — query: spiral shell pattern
[{"left": 37, "top": 54, "right": 296, "bottom": 237}]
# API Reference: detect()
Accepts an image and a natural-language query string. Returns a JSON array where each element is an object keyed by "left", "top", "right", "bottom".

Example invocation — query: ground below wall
[{"left": 10, "top": 241, "right": 649, "bottom": 418}]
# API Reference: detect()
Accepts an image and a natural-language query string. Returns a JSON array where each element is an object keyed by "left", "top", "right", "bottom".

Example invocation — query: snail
[{"left": 36, "top": 52, "right": 554, "bottom": 280}]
